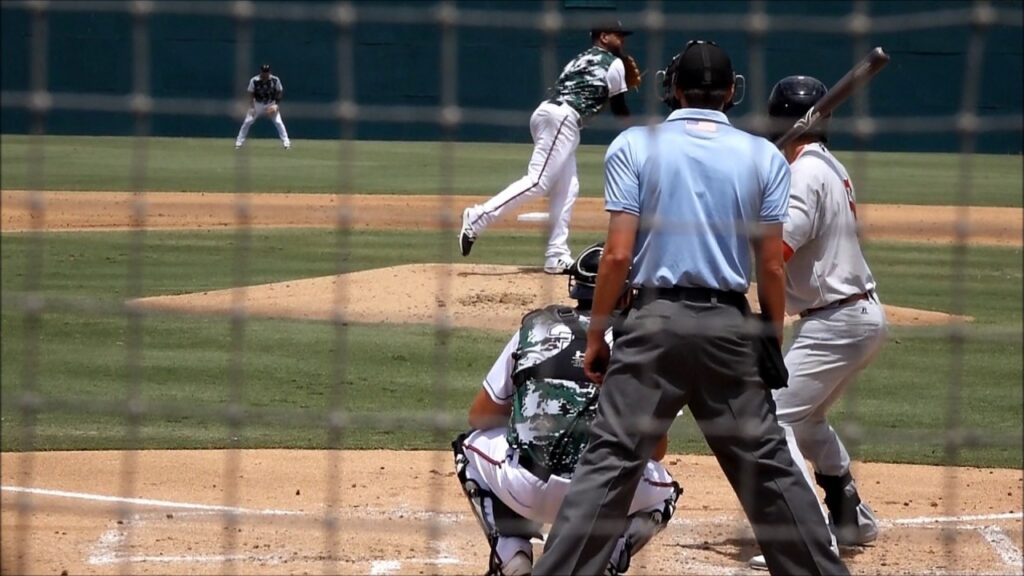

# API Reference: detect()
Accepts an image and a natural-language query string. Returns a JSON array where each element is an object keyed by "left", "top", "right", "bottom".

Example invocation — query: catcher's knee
[
  {"left": 452, "top": 432, "right": 541, "bottom": 574},
  {"left": 609, "top": 481, "right": 682, "bottom": 575}
]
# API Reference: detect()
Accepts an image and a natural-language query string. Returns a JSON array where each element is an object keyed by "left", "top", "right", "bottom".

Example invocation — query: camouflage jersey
[
  {"left": 248, "top": 74, "right": 283, "bottom": 105},
  {"left": 506, "top": 305, "right": 600, "bottom": 480},
  {"left": 552, "top": 46, "right": 626, "bottom": 121}
]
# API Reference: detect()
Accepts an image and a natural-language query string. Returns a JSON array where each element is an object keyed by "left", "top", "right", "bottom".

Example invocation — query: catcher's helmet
[
  {"left": 768, "top": 75, "right": 829, "bottom": 141},
  {"left": 567, "top": 242, "right": 604, "bottom": 301}
]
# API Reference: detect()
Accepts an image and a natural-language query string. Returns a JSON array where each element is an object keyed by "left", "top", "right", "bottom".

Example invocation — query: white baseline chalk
[
  {"left": 882, "top": 512, "right": 1022, "bottom": 526},
  {"left": 978, "top": 525, "right": 1024, "bottom": 570},
  {"left": 1, "top": 485, "right": 302, "bottom": 516}
]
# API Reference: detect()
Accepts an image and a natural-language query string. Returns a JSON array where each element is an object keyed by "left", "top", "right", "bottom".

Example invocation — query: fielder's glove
[
  {"left": 265, "top": 104, "right": 279, "bottom": 116},
  {"left": 623, "top": 55, "right": 643, "bottom": 90}
]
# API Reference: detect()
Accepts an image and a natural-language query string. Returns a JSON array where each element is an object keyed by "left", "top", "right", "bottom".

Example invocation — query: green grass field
[
  {"left": 1, "top": 227, "right": 1021, "bottom": 467},
  {"left": 2, "top": 135, "right": 1021, "bottom": 206},
  {"left": 1, "top": 135, "right": 1021, "bottom": 468}
]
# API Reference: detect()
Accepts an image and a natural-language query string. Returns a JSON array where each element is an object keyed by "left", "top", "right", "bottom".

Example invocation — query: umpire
[{"left": 533, "top": 41, "right": 849, "bottom": 576}]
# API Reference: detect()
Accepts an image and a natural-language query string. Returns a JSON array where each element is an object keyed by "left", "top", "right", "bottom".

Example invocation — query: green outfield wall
[{"left": 1, "top": 0, "right": 1021, "bottom": 153}]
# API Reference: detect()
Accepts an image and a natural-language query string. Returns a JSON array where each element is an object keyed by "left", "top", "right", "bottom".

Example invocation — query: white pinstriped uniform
[{"left": 462, "top": 46, "right": 627, "bottom": 268}]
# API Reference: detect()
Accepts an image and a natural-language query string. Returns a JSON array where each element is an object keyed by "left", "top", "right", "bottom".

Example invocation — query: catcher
[
  {"left": 452, "top": 243, "right": 681, "bottom": 576},
  {"left": 234, "top": 64, "right": 291, "bottom": 150},
  {"left": 458, "top": 20, "right": 643, "bottom": 274}
]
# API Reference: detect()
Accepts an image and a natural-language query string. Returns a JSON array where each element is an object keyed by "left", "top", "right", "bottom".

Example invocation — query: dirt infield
[
  {"left": 1, "top": 451, "right": 1021, "bottom": 575},
  {"left": 2, "top": 191, "right": 1022, "bottom": 246},
  {"left": 134, "top": 263, "right": 972, "bottom": 329},
  {"left": 1, "top": 190, "right": 1021, "bottom": 574}
]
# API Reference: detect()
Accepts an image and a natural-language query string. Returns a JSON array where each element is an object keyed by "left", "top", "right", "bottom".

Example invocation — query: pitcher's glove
[
  {"left": 623, "top": 55, "right": 643, "bottom": 90},
  {"left": 265, "top": 104, "right": 279, "bottom": 116}
]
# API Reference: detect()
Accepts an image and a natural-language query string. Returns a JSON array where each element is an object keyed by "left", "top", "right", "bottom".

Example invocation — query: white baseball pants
[
  {"left": 460, "top": 427, "right": 677, "bottom": 564},
  {"left": 775, "top": 295, "right": 888, "bottom": 479},
  {"left": 464, "top": 100, "right": 581, "bottom": 262},
  {"left": 235, "top": 102, "right": 290, "bottom": 148}
]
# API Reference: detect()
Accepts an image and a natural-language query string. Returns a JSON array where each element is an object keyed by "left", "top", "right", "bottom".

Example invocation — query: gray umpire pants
[{"left": 533, "top": 295, "right": 849, "bottom": 576}]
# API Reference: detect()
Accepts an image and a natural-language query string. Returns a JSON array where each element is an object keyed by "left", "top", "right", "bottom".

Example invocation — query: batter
[{"left": 752, "top": 74, "right": 887, "bottom": 571}]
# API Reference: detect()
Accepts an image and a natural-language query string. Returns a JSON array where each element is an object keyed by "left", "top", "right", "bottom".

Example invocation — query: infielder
[
  {"left": 235, "top": 64, "right": 291, "bottom": 150},
  {"left": 459, "top": 21, "right": 642, "bottom": 274},
  {"left": 750, "top": 75, "right": 887, "bottom": 570},
  {"left": 452, "top": 243, "right": 681, "bottom": 576}
]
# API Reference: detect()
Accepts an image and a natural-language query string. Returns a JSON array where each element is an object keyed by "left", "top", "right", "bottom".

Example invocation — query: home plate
[{"left": 517, "top": 212, "right": 550, "bottom": 223}]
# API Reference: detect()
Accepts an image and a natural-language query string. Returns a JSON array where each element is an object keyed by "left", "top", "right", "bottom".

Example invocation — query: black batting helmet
[
  {"left": 768, "top": 75, "right": 829, "bottom": 141},
  {"left": 567, "top": 242, "right": 603, "bottom": 301}
]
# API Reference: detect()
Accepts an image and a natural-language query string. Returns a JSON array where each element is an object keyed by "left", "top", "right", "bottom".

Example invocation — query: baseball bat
[{"left": 773, "top": 47, "right": 891, "bottom": 149}]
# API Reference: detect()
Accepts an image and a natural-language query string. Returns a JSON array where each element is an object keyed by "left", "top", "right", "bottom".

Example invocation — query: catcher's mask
[
  {"left": 566, "top": 242, "right": 632, "bottom": 309},
  {"left": 656, "top": 41, "right": 746, "bottom": 112},
  {"left": 567, "top": 242, "right": 603, "bottom": 301}
]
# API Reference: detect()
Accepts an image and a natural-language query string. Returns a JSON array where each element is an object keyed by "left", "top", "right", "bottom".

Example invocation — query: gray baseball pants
[{"left": 533, "top": 295, "right": 849, "bottom": 576}]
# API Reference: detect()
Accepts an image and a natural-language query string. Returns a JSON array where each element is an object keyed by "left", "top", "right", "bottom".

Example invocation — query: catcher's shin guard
[
  {"left": 816, "top": 471, "right": 879, "bottom": 546},
  {"left": 607, "top": 481, "right": 683, "bottom": 575},
  {"left": 452, "top": 433, "right": 542, "bottom": 575}
]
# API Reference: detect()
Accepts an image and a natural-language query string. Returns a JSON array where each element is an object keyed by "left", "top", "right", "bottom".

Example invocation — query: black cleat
[{"left": 459, "top": 208, "right": 477, "bottom": 257}]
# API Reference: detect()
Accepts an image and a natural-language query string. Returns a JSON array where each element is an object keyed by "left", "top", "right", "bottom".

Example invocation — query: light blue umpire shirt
[{"left": 604, "top": 108, "right": 791, "bottom": 292}]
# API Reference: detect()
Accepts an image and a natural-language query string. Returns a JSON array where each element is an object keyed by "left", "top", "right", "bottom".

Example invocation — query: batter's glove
[
  {"left": 623, "top": 55, "right": 643, "bottom": 90},
  {"left": 265, "top": 104, "right": 279, "bottom": 117}
]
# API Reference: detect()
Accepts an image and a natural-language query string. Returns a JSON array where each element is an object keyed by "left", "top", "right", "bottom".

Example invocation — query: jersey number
[{"left": 843, "top": 178, "right": 858, "bottom": 220}]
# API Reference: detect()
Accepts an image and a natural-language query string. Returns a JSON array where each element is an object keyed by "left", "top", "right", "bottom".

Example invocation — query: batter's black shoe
[{"left": 459, "top": 208, "right": 477, "bottom": 257}]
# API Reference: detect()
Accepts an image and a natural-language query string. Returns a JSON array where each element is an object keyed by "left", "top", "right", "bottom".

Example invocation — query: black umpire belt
[{"left": 634, "top": 286, "right": 748, "bottom": 310}]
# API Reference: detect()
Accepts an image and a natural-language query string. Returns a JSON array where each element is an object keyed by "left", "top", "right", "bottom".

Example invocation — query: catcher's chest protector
[{"left": 507, "top": 306, "right": 599, "bottom": 480}]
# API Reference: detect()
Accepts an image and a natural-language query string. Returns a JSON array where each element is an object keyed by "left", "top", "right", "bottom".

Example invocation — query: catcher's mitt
[
  {"left": 265, "top": 104, "right": 279, "bottom": 116},
  {"left": 623, "top": 55, "right": 643, "bottom": 89}
]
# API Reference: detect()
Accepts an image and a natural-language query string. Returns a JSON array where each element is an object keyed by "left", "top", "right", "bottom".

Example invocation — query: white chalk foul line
[
  {"left": 978, "top": 525, "right": 1024, "bottom": 571},
  {"left": 370, "top": 560, "right": 401, "bottom": 575},
  {"left": 370, "top": 557, "right": 459, "bottom": 576},
  {"left": 1, "top": 485, "right": 302, "bottom": 516},
  {"left": 882, "top": 512, "right": 1022, "bottom": 526},
  {"left": 7, "top": 484, "right": 1020, "bottom": 572},
  {"left": 88, "top": 527, "right": 126, "bottom": 565},
  {"left": 7, "top": 485, "right": 1017, "bottom": 527}
]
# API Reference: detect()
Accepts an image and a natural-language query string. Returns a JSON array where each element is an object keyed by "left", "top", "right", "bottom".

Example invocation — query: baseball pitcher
[
  {"left": 235, "top": 64, "right": 291, "bottom": 150},
  {"left": 750, "top": 75, "right": 887, "bottom": 571},
  {"left": 458, "top": 20, "right": 643, "bottom": 274},
  {"left": 452, "top": 243, "right": 681, "bottom": 576}
]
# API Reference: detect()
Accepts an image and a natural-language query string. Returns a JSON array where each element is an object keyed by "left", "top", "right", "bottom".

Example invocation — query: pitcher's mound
[{"left": 134, "top": 264, "right": 971, "bottom": 330}]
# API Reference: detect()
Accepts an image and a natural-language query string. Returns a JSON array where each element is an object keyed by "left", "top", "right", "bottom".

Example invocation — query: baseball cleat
[
  {"left": 832, "top": 517, "right": 879, "bottom": 547},
  {"left": 543, "top": 256, "right": 573, "bottom": 275},
  {"left": 459, "top": 208, "right": 477, "bottom": 257},
  {"left": 749, "top": 540, "right": 840, "bottom": 570}
]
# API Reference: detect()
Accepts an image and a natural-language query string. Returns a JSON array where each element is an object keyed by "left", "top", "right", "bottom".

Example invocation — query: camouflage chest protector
[{"left": 507, "top": 305, "right": 599, "bottom": 481}]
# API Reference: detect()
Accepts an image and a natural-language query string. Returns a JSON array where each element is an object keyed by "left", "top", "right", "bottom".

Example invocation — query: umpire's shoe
[{"left": 459, "top": 207, "right": 477, "bottom": 257}]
